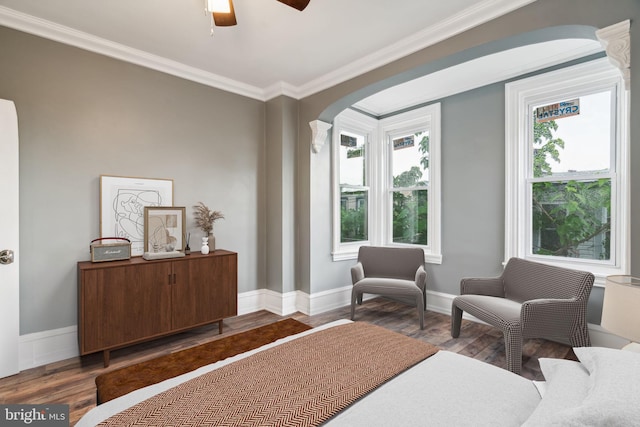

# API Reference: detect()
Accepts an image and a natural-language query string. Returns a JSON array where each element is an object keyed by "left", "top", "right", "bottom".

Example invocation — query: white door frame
[{"left": 0, "top": 99, "right": 20, "bottom": 378}]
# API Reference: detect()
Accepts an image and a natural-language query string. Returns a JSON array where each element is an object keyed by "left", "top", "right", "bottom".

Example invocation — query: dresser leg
[
  {"left": 218, "top": 320, "right": 223, "bottom": 334},
  {"left": 103, "top": 350, "right": 110, "bottom": 368}
]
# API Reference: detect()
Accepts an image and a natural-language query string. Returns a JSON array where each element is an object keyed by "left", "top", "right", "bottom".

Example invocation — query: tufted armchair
[
  {"left": 350, "top": 246, "right": 427, "bottom": 329},
  {"left": 451, "top": 257, "right": 594, "bottom": 374}
]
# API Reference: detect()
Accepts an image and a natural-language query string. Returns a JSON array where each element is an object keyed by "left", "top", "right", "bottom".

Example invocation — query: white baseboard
[
  {"left": 238, "top": 286, "right": 359, "bottom": 317},
  {"left": 19, "top": 325, "right": 79, "bottom": 371},
  {"left": 19, "top": 288, "right": 626, "bottom": 371}
]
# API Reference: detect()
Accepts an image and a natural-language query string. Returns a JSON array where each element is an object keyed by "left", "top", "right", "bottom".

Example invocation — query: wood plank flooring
[{"left": 0, "top": 298, "right": 574, "bottom": 426}]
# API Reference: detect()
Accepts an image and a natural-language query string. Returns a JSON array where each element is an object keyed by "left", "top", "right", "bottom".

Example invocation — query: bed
[{"left": 77, "top": 319, "right": 640, "bottom": 426}]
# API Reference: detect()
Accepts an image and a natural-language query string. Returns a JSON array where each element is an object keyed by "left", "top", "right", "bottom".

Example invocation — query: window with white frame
[
  {"left": 332, "top": 105, "right": 441, "bottom": 263},
  {"left": 338, "top": 129, "right": 370, "bottom": 245},
  {"left": 505, "top": 58, "right": 629, "bottom": 283}
]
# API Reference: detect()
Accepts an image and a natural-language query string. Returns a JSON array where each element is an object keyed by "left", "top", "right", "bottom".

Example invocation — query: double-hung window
[
  {"left": 332, "top": 105, "right": 441, "bottom": 262},
  {"left": 505, "top": 58, "right": 629, "bottom": 283},
  {"left": 337, "top": 124, "right": 372, "bottom": 246}
]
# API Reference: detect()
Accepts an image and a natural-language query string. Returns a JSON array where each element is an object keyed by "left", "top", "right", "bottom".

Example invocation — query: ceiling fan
[{"left": 206, "top": 0, "right": 311, "bottom": 27}]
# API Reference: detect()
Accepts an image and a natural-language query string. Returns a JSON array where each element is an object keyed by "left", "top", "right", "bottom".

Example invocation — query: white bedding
[
  {"left": 327, "top": 350, "right": 540, "bottom": 426},
  {"left": 77, "top": 319, "right": 541, "bottom": 427}
]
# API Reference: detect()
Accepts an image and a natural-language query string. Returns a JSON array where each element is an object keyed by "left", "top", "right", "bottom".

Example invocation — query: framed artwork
[
  {"left": 144, "top": 206, "right": 186, "bottom": 253},
  {"left": 100, "top": 175, "right": 174, "bottom": 256}
]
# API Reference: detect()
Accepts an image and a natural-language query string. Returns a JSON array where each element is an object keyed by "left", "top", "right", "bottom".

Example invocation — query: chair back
[
  {"left": 357, "top": 246, "right": 424, "bottom": 281},
  {"left": 503, "top": 257, "right": 594, "bottom": 303}
]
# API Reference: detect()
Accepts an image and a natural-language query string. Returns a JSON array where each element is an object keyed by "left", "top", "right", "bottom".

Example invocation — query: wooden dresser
[{"left": 77, "top": 250, "right": 237, "bottom": 366}]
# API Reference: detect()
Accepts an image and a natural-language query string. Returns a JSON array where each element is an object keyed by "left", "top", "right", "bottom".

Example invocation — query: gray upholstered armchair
[
  {"left": 451, "top": 257, "right": 594, "bottom": 374},
  {"left": 350, "top": 246, "right": 427, "bottom": 329}
]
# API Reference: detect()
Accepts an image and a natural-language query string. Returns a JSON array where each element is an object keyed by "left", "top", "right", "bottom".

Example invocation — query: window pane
[
  {"left": 392, "top": 189, "right": 427, "bottom": 245},
  {"left": 340, "top": 188, "right": 368, "bottom": 243},
  {"left": 339, "top": 131, "right": 366, "bottom": 186},
  {"left": 532, "top": 91, "right": 611, "bottom": 178},
  {"left": 392, "top": 131, "right": 429, "bottom": 188},
  {"left": 531, "top": 179, "right": 611, "bottom": 260}
]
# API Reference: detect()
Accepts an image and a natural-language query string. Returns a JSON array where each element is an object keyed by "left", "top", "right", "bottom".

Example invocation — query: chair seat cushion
[
  {"left": 453, "top": 295, "right": 522, "bottom": 329},
  {"left": 354, "top": 278, "right": 422, "bottom": 298}
]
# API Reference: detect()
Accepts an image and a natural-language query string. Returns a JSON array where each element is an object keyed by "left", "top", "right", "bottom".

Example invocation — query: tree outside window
[
  {"left": 333, "top": 105, "right": 442, "bottom": 262},
  {"left": 339, "top": 131, "right": 368, "bottom": 243},
  {"left": 530, "top": 91, "right": 613, "bottom": 261},
  {"left": 391, "top": 132, "right": 429, "bottom": 245}
]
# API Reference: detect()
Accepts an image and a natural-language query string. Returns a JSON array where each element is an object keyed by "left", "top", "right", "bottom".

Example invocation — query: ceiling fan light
[
  {"left": 210, "top": 0, "right": 237, "bottom": 26},
  {"left": 276, "top": 0, "right": 311, "bottom": 11},
  {"left": 207, "top": 0, "right": 231, "bottom": 13}
]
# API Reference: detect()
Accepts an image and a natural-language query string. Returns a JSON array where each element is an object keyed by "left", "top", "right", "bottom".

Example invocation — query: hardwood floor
[{"left": 0, "top": 298, "right": 574, "bottom": 426}]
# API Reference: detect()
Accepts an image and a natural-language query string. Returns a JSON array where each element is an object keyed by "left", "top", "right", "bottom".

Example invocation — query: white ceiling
[
  {"left": 354, "top": 38, "right": 604, "bottom": 116},
  {"left": 0, "top": 0, "right": 603, "bottom": 112},
  {"left": 0, "top": 0, "right": 540, "bottom": 97}
]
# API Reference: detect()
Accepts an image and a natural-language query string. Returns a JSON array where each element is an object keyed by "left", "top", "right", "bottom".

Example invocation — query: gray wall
[
  {"left": 265, "top": 96, "right": 297, "bottom": 294},
  {"left": 297, "top": 0, "right": 640, "bottom": 325},
  {"left": 1, "top": 0, "right": 638, "bottom": 337},
  {"left": 0, "top": 27, "right": 266, "bottom": 335},
  {"left": 436, "top": 84, "right": 506, "bottom": 289}
]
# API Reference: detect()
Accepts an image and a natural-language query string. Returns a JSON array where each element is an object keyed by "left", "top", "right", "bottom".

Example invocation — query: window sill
[{"left": 332, "top": 248, "right": 442, "bottom": 265}]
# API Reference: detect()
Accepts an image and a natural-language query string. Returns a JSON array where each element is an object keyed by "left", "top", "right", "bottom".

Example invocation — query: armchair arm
[
  {"left": 521, "top": 298, "right": 582, "bottom": 340},
  {"left": 460, "top": 277, "right": 504, "bottom": 297},
  {"left": 351, "top": 262, "right": 364, "bottom": 285},
  {"left": 415, "top": 265, "right": 427, "bottom": 294}
]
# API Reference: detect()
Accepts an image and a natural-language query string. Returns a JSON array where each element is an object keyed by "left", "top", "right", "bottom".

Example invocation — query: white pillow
[
  {"left": 544, "top": 347, "right": 640, "bottom": 426},
  {"left": 522, "top": 358, "right": 589, "bottom": 426}
]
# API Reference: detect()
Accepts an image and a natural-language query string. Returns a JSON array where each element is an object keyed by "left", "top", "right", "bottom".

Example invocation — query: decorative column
[{"left": 596, "top": 20, "right": 630, "bottom": 90}]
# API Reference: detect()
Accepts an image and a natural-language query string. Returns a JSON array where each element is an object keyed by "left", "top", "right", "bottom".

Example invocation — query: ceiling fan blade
[
  {"left": 276, "top": 0, "right": 311, "bottom": 11},
  {"left": 212, "top": 0, "right": 237, "bottom": 26}
]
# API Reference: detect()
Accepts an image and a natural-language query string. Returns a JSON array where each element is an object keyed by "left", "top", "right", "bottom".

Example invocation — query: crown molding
[
  {"left": 263, "top": 81, "right": 302, "bottom": 101},
  {"left": 295, "top": 0, "right": 538, "bottom": 99},
  {"left": 0, "top": 6, "right": 266, "bottom": 101},
  {"left": 0, "top": 0, "right": 537, "bottom": 101}
]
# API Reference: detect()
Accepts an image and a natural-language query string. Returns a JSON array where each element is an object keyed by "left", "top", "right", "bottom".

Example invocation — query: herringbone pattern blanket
[{"left": 99, "top": 322, "right": 439, "bottom": 426}]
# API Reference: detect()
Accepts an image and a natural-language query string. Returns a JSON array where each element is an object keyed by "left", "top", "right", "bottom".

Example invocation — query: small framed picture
[{"left": 144, "top": 206, "right": 186, "bottom": 253}]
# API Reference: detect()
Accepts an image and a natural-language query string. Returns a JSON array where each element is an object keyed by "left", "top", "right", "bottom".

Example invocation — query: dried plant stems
[{"left": 193, "top": 202, "right": 224, "bottom": 234}]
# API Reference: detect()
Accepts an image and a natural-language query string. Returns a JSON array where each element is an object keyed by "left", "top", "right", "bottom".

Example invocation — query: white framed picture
[{"left": 100, "top": 175, "right": 173, "bottom": 256}]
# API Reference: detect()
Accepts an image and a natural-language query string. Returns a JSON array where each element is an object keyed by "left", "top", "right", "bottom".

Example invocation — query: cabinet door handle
[
  {"left": 168, "top": 273, "right": 172, "bottom": 285},
  {"left": 173, "top": 273, "right": 177, "bottom": 284}
]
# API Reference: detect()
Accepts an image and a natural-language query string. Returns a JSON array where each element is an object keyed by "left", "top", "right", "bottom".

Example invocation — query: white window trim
[
  {"left": 332, "top": 109, "right": 377, "bottom": 261},
  {"left": 505, "top": 58, "right": 629, "bottom": 286},
  {"left": 332, "top": 105, "right": 442, "bottom": 264},
  {"left": 379, "top": 104, "right": 442, "bottom": 264}
]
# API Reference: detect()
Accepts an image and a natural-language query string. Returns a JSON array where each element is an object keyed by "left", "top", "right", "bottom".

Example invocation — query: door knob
[{"left": 0, "top": 249, "right": 14, "bottom": 265}]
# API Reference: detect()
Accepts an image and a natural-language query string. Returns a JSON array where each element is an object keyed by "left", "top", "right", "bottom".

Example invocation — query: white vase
[{"left": 200, "top": 237, "right": 210, "bottom": 255}]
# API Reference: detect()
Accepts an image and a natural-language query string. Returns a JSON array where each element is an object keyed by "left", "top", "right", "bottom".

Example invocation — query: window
[
  {"left": 332, "top": 105, "right": 441, "bottom": 263},
  {"left": 505, "top": 58, "right": 629, "bottom": 283},
  {"left": 339, "top": 130, "right": 369, "bottom": 244}
]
